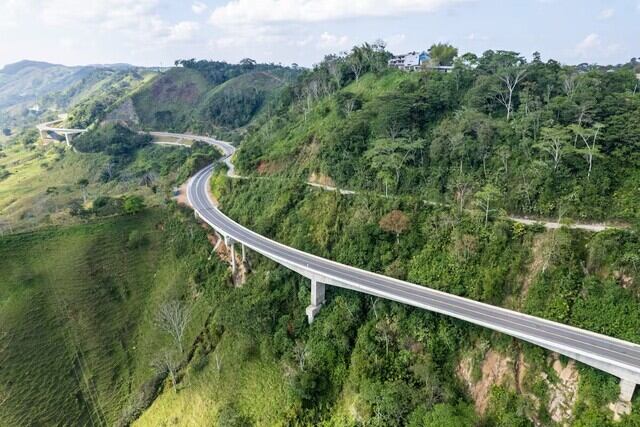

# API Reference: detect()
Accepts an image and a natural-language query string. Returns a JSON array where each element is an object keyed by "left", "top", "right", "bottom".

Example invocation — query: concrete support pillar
[
  {"left": 64, "top": 133, "right": 71, "bottom": 146},
  {"left": 194, "top": 210, "right": 200, "bottom": 220},
  {"left": 241, "top": 244, "right": 246, "bottom": 263},
  {"left": 619, "top": 379, "right": 636, "bottom": 402},
  {"left": 230, "top": 242, "right": 236, "bottom": 274},
  {"left": 305, "top": 278, "right": 326, "bottom": 324}
]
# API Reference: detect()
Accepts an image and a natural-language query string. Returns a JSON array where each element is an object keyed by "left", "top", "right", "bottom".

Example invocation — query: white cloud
[
  {"left": 167, "top": 21, "right": 200, "bottom": 41},
  {"left": 316, "top": 32, "right": 349, "bottom": 49},
  {"left": 210, "top": 0, "right": 468, "bottom": 28},
  {"left": 574, "top": 33, "right": 622, "bottom": 60},
  {"left": 40, "top": 0, "right": 159, "bottom": 28},
  {"left": 295, "top": 35, "right": 314, "bottom": 47},
  {"left": 209, "top": 25, "right": 286, "bottom": 49},
  {"left": 598, "top": 8, "right": 614, "bottom": 19},
  {"left": 192, "top": 1, "right": 208, "bottom": 14},
  {"left": 575, "top": 33, "right": 601, "bottom": 56},
  {"left": 0, "top": 0, "right": 34, "bottom": 28},
  {"left": 34, "top": 0, "right": 201, "bottom": 46}
]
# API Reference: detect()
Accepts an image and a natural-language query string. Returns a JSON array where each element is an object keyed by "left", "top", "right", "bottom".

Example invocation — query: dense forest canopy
[{"left": 237, "top": 43, "right": 640, "bottom": 224}]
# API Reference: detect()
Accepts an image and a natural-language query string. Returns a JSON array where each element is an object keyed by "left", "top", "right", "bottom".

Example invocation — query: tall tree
[
  {"left": 536, "top": 126, "right": 570, "bottom": 171},
  {"left": 474, "top": 184, "right": 501, "bottom": 226},
  {"left": 155, "top": 300, "right": 192, "bottom": 354},
  {"left": 569, "top": 123, "right": 604, "bottom": 179},
  {"left": 365, "top": 138, "right": 423, "bottom": 195},
  {"left": 495, "top": 66, "right": 527, "bottom": 121},
  {"left": 348, "top": 47, "right": 365, "bottom": 83},
  {"left": 428, "top": 43, "right": 459, "bottom": 66}
]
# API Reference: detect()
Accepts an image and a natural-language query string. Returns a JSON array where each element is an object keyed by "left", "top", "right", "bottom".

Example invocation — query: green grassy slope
[
  {"left": 131, "top": 68, "right": 210, "bottom": 131},
  {"left": 127, "top": 67, "right": 293, "bottom": 139},
  {"left": 0, "top": 61, "right": 154, "bottom": 130},
  {"left": 0, "top": 211, "right": 210, "bottom": 425}
]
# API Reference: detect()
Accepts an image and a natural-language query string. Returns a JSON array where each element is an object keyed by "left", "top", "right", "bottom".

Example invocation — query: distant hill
[
  {"left": 0, "top": 58, "right": 299, "bottom": 139},
  {"left": 0, "top": 60, "right": 62, "bottom": 75},
  {"left": 0, "top": 60, "right": 151, "bottom": 129},
  {"left": 84, "top": 61, "right": 301, "bottom": 140}
]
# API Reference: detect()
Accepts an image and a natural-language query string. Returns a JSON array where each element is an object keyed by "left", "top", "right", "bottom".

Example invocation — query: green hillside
[
  {"left": 0, "top": 208, "right": 226, "bottom": 425},
  {"left": 0, "top": 61, "right": 154, "bottom": 130},
  {"left": 0, "top": 124, "right": 219, "bottom": 233},
  {"left": 131, "top": 67, "right": 210, "bottom": 131},
  {"left": 2, "top": 46, "right": 639, "bottom": 426},
  {"left": 61, "top": 68, "right": 157, "bottom": 128},
  {"left": 195, "top": 70, "right": 291, "bottom": 130},
  {"left": 237, "top": 47, "right": 640, "bottom": 224},
  {"left": 117, "top": 62, "right": 299, "bottom": 139},
  {"left": 131, "top": 169, "right": 640, "bottom": 426}
]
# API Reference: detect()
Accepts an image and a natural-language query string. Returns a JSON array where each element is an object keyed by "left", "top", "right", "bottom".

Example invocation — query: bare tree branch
[{"left": 155, "top": 300, "right": 192, "bottom": 354}]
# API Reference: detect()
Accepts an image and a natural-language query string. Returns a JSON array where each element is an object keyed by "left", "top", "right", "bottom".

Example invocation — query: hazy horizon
[{"left": 1, "top": 0, "right": 639, "bottom": 70}]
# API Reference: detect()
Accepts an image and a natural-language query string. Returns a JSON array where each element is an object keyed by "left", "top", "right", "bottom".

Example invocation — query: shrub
[
  {"left": 127, "top": 230, "right": 147, "bottom": 249},
  {"left": 122, "top": 195, "right": 145, "bottom": 215}
]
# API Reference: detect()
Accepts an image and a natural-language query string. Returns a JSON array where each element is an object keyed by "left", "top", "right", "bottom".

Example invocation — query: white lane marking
[{"left": 189, "top": 168, "right": 640, "bottom": 367}]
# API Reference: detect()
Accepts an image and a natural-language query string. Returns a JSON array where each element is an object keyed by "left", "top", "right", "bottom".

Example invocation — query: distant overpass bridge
[{"left": 36, "top": 120, "right": 87, "bottom": 145}]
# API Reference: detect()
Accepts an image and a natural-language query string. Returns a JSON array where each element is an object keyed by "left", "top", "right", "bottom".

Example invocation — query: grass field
[
  {"left": 132, "top": 68, "right": 210, "bottom": 132},
  {"left": 134, "top": 333, "right": 297, "bottom": 427},
  {"left": 0, "top": 140, "right": 188, "bottom": 233},
  {"left": 0, "top": 211, "right": 201, "bottom": 425}
]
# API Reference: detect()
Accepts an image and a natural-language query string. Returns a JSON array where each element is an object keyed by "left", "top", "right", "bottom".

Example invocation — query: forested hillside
[
  {"left": 73, "top": 59, "right": 301, "bottom": 141},
  {"left": 237, "top": 44, "right": 640, "bottom": 224}
]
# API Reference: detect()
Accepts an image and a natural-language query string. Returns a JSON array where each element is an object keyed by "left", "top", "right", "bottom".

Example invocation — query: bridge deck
[{"left": 188, "top": 164, "right": 640, "bottom": 384}]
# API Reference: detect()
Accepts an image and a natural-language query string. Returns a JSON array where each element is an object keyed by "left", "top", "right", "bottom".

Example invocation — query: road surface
[
  {"left": 187, "top": 163, "right": 640, "bottom": 389},
  {"left": 147, "top": 131, "right": 236, "bottom": 177}
]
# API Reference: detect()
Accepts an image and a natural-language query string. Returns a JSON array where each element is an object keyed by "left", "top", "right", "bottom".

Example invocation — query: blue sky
[{"left": 0, "top": 0, "right": 638, "bottom": 68}]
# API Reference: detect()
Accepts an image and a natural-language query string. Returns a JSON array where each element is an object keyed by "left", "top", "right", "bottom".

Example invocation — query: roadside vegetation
[
  {"left": 0, "top": 126, "right": 219, "bottom": 233},
  {"left": 237, "top": 43, "right": 640, "bottom": 225}
]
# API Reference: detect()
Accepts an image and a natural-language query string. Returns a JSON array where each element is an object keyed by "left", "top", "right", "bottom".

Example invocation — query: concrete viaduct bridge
[
  {"left": 36, "top": 123, "right": 640, "bottom": 407},
  {"left": 36, "top": 120, "right": 87, "bottom": 146}
]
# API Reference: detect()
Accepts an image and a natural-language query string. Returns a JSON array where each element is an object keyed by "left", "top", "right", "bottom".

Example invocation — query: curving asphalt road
[
  {"left": 35, "top": 122, "right": 640, "bottom": 392},
  {"left": 147, "top": 131, "right": 236, "bottom": 177},
  {"left": 187, "top": 162, "right": 640, "bottom": 387}
]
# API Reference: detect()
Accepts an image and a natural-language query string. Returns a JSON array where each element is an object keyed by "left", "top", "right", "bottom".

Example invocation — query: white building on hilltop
[
  {"left": 388, "top": 51, "right": 454, "bottom": 73},
  {"left": 388, "top": 51, "right": 430, "bottom": 71}
]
